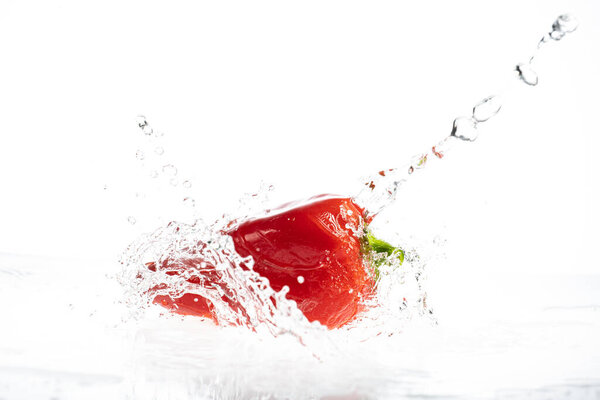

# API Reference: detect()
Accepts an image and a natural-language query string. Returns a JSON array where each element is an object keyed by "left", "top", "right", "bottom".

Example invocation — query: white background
[
  {"left": 1, "top": 0, "right": 599, "bottom": 275},
  {"left": 1, "top": 3, "right": 600, "bottom": 399}
]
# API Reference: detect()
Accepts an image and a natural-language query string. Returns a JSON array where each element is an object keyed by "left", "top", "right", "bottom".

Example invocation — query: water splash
[
  {"left": 120, "top": 14, "right": 577, "bottom": 345},
  {"left": 120, "top": 117, "right": 433, "bottom": 344},
  {"left": 119, "top": 218, "right": 325, "bottom": 340},
  {"left": 120, "top": 121, "right": 328, "bottom": 347}
]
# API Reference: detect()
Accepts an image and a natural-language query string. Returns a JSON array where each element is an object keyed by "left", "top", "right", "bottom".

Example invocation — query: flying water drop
[
  {"left": 432, "top": 136, "right": 458, "bottom": 159},
  {"left": 142, "top": 125, "right": 153, "bottom": 135},
  {"left": 550, "top": 14, "right": 578, "bottom": 40},
  {"left": 450, "top": 117, "right": 478, "bottom": 142},
  {"left": 162, "top": 164, "right": 178, "bottom": 177},
  {"left": 520, "top": 14, "right": 577, "bottom": 86},
  {"left": 472, "top": 95, "right": 502, "bottom": 123},
  {"left": 516, "top": 63, "right": 539, "bottom": 86},
  {"left": 408, "top": 154, "right": 428, "bottom": 174},
  {"left": 136, "top": 115, "right": 147, "bottom": 129},
  {"left": 183, "top": 197, "right": 196, "bottom": 208}
]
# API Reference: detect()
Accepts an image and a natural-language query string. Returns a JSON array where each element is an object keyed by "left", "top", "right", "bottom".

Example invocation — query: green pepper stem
[
  {"left": 364, "top": 231, "right": 404, "bottom": 281},
  {"left": 366, "top": 232, "right": 405, "bottom": 263}
]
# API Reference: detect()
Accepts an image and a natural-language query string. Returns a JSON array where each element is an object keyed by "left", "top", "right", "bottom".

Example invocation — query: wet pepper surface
[{"left": 152, "top": 196, "right": 392, "bottom": 329}]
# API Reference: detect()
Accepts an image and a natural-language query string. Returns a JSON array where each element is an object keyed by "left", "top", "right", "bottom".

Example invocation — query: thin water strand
[
  {"left": 521, "top": 14, "right": 579, "bottom": 84},
  {"left": 355, "top": 13, "right": 578, "bottom": 217}
]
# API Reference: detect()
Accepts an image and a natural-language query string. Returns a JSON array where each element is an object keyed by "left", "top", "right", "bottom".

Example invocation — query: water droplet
[
  {"left": 551, "top": 14, "right": 578, "bottom": 40},
  {"left": 135, "top": 149, "right": 145, "bottom": 160},
  {"left": 127, "top": 216, "right": 136, "bottom": 225},
  {"left": 162, "top": 164, "right": 178, "bottom": 176},
  {"left": 150, "top": 170, "right": 158, "bottom": 178},
  {"left": 154, "top": 146, "right": 164, "bottom": 155},
  {"left": 432, "top": 136, "right": 458, "bottom": 159},
  {"left": 348, "top": 288, "right": 354, "bottom": 294},
  {"left": 142, "top": 125, "right": 153, "bottom": 136},
  {"left": 450, "top": 117, "right": 479, "bottom": 141},
  {"left": 297, "top": 276, "right": 305, "bottom": 284},
  {"left": 183, "top": 197, "right": 195, "bottom": 207},
  {"left": 472, "top": 95, "right": 502, "bottom": 123},
  {"left": 136, "top": 115, "right": 147, "bottom": 128},
  {"left": 193, "top": 298, "right": 199, "bottom": 303},
  {"left": 410, "top": 154, "right": 428, "bottom": 171},
  {"left": 516, "top": 63, "right": 539, "bottom": 86},
  {"left": 433, "top": 235, "right": 447, "bottom": 246},
  {"left": 536, "top": 34, "right": 551, "bottom": 50},
  {"left": 182, "top": 180, "right": 192, "bottom": 189}
]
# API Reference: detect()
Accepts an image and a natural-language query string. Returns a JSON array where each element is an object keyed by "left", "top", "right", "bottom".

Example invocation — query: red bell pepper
[{"left": 149, "top": 195, "right": 402, "bottom": 329}]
